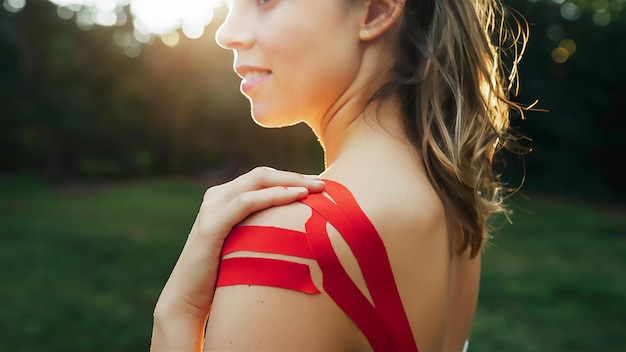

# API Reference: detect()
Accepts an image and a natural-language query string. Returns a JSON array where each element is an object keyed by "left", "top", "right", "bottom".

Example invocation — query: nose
[{"left": 215, "top": 7, "right": 254, "bottom": 50}]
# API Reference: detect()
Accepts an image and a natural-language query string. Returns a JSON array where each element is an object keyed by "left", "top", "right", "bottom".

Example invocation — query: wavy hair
[{"left": 372, "top": 0, "right": 529, "bottom": 258}]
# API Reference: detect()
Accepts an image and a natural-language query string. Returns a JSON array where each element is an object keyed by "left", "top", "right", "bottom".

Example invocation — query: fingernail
[
  {"left": 287, "top": 187, "right": 308, "bottom": 195},
  {"left": 303, "top": 175, "right": 325, "bottom": 186},
  {"left": 308, "top": 180, "right": 325, "bottom": 188}
]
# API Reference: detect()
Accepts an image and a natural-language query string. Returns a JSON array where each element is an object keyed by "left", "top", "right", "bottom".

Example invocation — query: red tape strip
[
  {"left": 222, "top": 226, "right": 314, "bottom": 259},
  {"left": 217, "top": 257, "right": 321, "bottom": 294}
]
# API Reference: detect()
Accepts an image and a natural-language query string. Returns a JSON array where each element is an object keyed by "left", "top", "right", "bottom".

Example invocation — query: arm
[
  {"left": 204, "top": 280, "right": 353, "bottom": 351},
  {"left": 150, "top": 167, "right": 325, "bottom": 351},
  {"left": 442, "top": 249, "right": 481, "bottom": 352},
  {"left": 202, "top": 206, "right": 369, "bottom": 351}
]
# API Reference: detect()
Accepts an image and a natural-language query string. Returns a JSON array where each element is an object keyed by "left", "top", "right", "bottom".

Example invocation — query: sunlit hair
[{"left": 371, "top": 0, "right": 529, "bottom": 258}]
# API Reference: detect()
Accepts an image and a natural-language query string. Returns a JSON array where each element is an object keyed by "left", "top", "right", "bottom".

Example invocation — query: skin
[{"left": 151, "top": 0, "right": 480, "bottom": 351}]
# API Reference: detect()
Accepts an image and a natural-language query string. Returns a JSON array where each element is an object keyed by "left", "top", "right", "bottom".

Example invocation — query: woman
[{"left": 152, "top": 0, "right": 525, "bottom": 350}]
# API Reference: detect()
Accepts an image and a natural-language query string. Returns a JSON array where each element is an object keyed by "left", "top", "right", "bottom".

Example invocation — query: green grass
[
  {"left": 473, "top": 197, "right": 626, "bottom": 351},
  {"left": 1, "top": 175, "right": 624, "bottom": 351},
  {"left": 0, "top": 176, "right": 201, "bottom": 351}
]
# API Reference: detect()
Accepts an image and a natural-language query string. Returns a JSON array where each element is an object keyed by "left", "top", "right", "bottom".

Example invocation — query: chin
[
  {"left": 250, "top": 106, "right": 301, "bottom": 129},
  {"left": 251, "top": 116, "right": 301, "bottom": 129}
]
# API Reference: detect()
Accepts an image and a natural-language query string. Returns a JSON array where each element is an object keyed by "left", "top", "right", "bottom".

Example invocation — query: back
[
  {"left": 332, "top": 168, "right": 479, "bottom": 352},
  {"left": 205, "top": 169, "right": 479, "bottom": 351}
]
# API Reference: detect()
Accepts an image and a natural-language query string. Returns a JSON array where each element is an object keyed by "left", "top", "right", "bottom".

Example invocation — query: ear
[{"left": 360, "top": 0, "right": 405, "bottom": 41}]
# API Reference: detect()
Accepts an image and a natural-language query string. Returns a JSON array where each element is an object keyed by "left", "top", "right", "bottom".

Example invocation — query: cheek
[
  {"left": 275, "top": 32, "right": 361, "bottom": 113},
  {"left": 250, "top": 11, "right": 361, "bottom": 126}
]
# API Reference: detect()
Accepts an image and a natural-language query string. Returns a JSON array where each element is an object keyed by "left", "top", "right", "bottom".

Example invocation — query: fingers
[
  {"left": 227, "top": 186, "right": 309, "bottom": 226},
  {"left": 192, "top": 167, "right": 326, "bottom": 243},
  {"left": 198, "top": 186, "right": 310, "bottom": 238},
  {"left": 234, "top": 167, "right": 325, "bottom": 194},
  {"left": 204, "top": 167, "right": 324, "bottom": 205}
]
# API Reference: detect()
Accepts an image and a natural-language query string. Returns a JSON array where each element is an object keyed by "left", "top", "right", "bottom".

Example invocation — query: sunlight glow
[
  {"left": 131, "top": 0, "right": 219, "bottom": 36},
  {"left": 160, "top": 31, "right": 180, "bottom": 47},
  {"left": 48, "top": 0, "right": 224, "bottom": 37},
  {"left": 43, "top": 0, "right": 224, "bottom": 56},
  {"left": 3, "top": 0, "right": 26, "bottom": 13}
]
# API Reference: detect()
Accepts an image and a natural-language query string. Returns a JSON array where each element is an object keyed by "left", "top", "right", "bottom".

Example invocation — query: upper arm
[
  {"left": 443, "top": 249, "right": 481, "bottom": 352},
  {"left": 204, "top": 283, "right": 353, "bottom": 350},
  {"left": 203, "top": 203, "right": 364, "bottom": 351}
]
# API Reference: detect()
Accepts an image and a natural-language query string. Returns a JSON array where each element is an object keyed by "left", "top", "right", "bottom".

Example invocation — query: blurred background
[{"left": 0, "top": 0, "right": 624, "bottom": 351}]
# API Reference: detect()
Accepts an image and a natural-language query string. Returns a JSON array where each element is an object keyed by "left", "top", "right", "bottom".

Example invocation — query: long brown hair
[{"left": 374, "top": 0, "right": 529, "bottom": 257}]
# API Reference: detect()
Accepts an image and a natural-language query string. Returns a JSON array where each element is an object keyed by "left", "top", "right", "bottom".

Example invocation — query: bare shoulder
[
  {"left": 205, "top": 171, "right": 457, "bottom": 351},
  {"left": 345, "top": 170, "right": 480, "bottom": 351},
  {"left": 323, "top": 170, "right": 454, "bottom": 351},
  {"left": 329, "top": 170, "right": 448, "bottom": 251},
  {"left": 205, "top": 196, "right": 368, "bottom": 351}
]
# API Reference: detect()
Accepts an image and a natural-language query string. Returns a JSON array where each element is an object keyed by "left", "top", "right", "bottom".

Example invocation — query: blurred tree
[
  {"left": 0, "top": 1, "right": 321, "bottom": 180},
  {"left": 0, "top": 0, "right": 624, "bottom": 199},
  {"left": 505, "top": 0, "right": 626, "bottom": 198}
]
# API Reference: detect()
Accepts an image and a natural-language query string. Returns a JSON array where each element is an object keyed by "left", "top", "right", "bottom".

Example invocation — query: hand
[{"left": 151, "top": 167, "right": 325, "bottom": 351}]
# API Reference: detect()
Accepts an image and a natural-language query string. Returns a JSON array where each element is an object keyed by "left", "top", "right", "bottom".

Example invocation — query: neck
[
  {"left": 312, "top": 95, "right": 408, "bottom": 170},
  {"left": 307, "top": 35, "right": 402, "bottom": 169}
]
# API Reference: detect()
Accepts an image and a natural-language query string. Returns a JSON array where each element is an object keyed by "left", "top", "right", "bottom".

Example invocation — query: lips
[
  {"left": 235, "top": 65, "right": 272, "bottom": 94},
  {"left": 243, "top": 71, "right": 271, "bottom": 84}
]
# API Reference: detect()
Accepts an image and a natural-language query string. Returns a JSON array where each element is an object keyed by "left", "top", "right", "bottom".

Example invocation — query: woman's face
[{"left": 216, "top": 0, "right": 365, "bottom": 129}]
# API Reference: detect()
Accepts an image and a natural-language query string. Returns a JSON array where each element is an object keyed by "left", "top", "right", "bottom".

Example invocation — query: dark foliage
[
  {"left": 505, "top": 0, "right": 626, "bottom": 198},
  {"left": 0, "top": 0, "right": 624, "bottom": 199}
]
